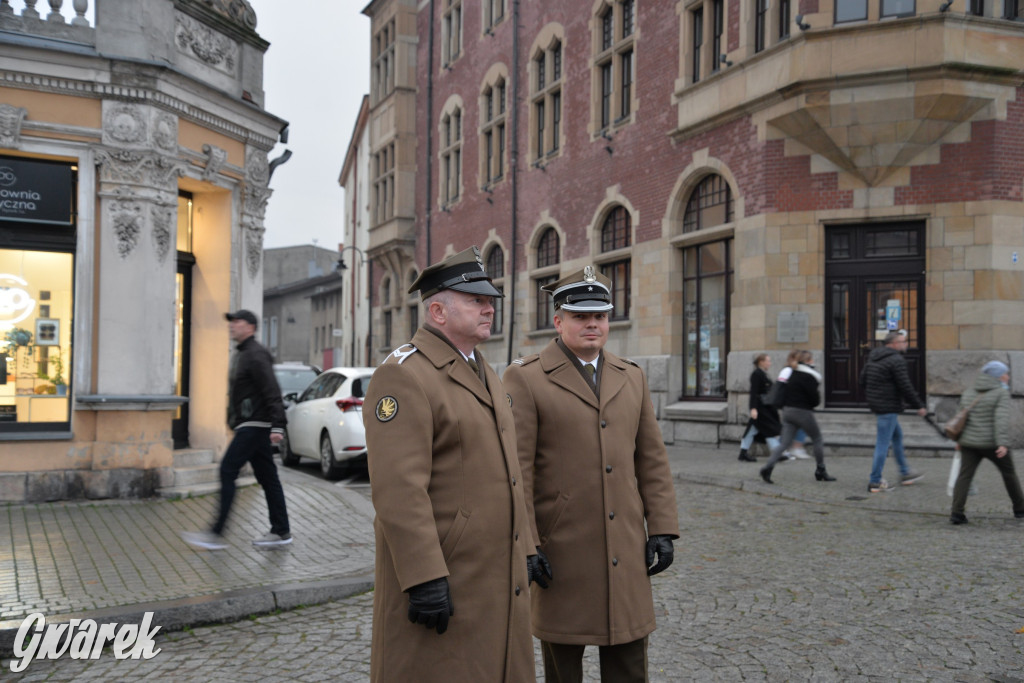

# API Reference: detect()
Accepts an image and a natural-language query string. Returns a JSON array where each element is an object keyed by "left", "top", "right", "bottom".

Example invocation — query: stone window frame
[
  {"left": 479, "top": 64, "right": 509, "bottom": 189},
  {"left": 529, "top": 223, "right": 564, "bottom": 331},
  {"left": 683, "top": 0, "right": 730, "bottom": 84},
  {"left": 406, "top": 267, "right": 420, "bottom": 339},
  {"left": 442, "top": 0, "right": 463, "bottom": 67},
  {"left": 529, "top": 24, "right": 566, "bottom": 166},
  {"left": 372, "top": 140, "right": 395, "bottom": 226},
  {"left": 438, "top": 96, "right": 464, "bottom": 209},
  {"left": 483, "top": 0, "right": 506, "bottom": 34},
  {"left": 372, "top": 18, "right": 396, "bottom": 105},
  {"left": 591, "top": 0, "right": 637, "bottom": 136},
  {"left": 483, "top": 241, "right": 506, "bottom": 335},
  {"left": 380, "top": 274, "right": 394, "bottom": 350},
  {"left": 596, "top": 205, "right": 634, "bottom": 321}
]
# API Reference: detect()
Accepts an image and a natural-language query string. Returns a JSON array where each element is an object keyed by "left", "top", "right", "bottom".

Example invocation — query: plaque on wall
[{"left": 777, "top": 312, "right": 810, "bottom": 343}]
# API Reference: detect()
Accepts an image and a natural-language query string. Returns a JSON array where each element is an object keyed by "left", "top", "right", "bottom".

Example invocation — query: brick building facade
[{"left": 359, "top": 0, "right": 1024, "bottom": 447}]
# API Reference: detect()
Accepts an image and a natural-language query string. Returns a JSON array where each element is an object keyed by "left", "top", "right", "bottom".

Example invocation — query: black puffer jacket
[
  {"left": 859, "top": 346, "right": 924, "bottom": 415},
  {"left": 782, "top": 364, "right": 821, "bottom": 411},
  {"left": 227, "top": 336, "right": 286, "bottom": 434},
  {"left": 748, "top": 367, "right": 781, "bottom": 437}
]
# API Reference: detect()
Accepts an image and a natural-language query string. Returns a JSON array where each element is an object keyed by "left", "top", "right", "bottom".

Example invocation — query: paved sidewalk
[{"left": 2, "top": 440, "right": 1018, "bottom": 656}]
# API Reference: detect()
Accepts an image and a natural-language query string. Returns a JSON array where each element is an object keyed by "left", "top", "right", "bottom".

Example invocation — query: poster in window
[{"left": 35, "top": 319, "right": 59, "bottom": 346}]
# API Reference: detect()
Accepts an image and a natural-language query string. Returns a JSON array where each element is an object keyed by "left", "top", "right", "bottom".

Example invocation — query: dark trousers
[
  {"left": 767, "top": 407, "right": 824, "bottom": 468},
  {"left": 212, "top": 427, "right": 290, "bottom": 536},
  {"left": 952, "top": 446, "right": 1024, "bottom": 516},
  {"left": 541, "top": 637, "right": 648, "bottom": 683}
]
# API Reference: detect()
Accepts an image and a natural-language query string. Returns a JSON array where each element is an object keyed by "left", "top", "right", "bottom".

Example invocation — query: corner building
[
  {"left": 1, "top": 0, "right": 287, "bottom": 501},
  {"left": 359, "top": 0, "right": 1024, "bottom": 446}
]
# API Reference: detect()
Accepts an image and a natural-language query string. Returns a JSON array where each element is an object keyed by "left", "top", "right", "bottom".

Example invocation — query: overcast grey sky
[{"left": 248, "top": 0, "right": 370, "bottom": 250}]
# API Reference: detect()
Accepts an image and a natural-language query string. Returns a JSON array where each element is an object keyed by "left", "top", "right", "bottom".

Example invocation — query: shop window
[
  {"left": 0, "top": 157, "right": 76, "bottom": 433},
  {"left": 681, "top": 240, "right": 733, "bottom": 399}
]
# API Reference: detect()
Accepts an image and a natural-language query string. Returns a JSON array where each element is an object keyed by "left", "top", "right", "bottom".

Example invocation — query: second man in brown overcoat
[{"left": 504, "top": 266, "right": 680, "bottom": 682}]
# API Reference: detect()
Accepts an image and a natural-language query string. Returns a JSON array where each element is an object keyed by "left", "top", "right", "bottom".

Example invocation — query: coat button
[
  {"left": 515, "top": 586, "right": 521, "bottom": 595},
  {"left": 612, "top": 557, "right": 618, "bottom": 566},
  {"left": 606, "top": 465, "right": 612, "bottom": 473},
  {"left": 601, "top": 420, "right": 607, "bottom": 428},
  {"left": 515, "top": 532, "right": 519, "bottom": 541},
  {"left": 609, "top": 512, "right": 615, "bottom": 520},
  {"left": 512, "top": 477, "right": 517, "bottom": 485}
]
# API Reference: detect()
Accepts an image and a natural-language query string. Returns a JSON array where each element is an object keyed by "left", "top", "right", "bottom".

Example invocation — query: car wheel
[
  {"left": 280, "top": 429, "right": 301, "bottom": 466},
  {"left": 320, "top": 432, "right": 343, "bottom": 480}
]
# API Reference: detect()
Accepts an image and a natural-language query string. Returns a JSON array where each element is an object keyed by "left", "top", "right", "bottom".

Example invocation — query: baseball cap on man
[
  {"left": 543, "top": 266, "right": 614, "bottom": 312},
  {"left": 225, "top": 309, "right": 258, "bottom": 327},
  {"left": 408, "top": 246, "right": 503, "bottom": 299}
]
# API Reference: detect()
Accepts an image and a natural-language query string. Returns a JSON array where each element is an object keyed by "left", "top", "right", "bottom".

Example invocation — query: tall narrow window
[
  {"left": 1004, "top": 0, "right": 1021, "bottom": 16},
  {"left": 968, "top": 0, "right": 983, "bottom": 14},
  {"left": 486, "top": 246, "right": 505, "bottom": 334},
  {"left": 598, "top": 206, "right": 632, "bottom": 321},
  {"left": 481, "top": 76, "right": 507, "bottom": 186},
  {"left": 534, "top": 228, "right": 560, "bottom": 330},
  {"left": 778, "top": 0, "right": 790, "bottom": 38},
  {"left": 532, "top": 37, "right": 564, "bottom": 163},
  {"left": 754, "top": 0, "right": 768, "bottom": 52},
  {"left": 484, "top": 0, "right": 505, "bottom": 32},
  {"left": 692, "top": 8, "right": 703, "bottom": 83},
  {"left": 440, "top": 107, "right": 463, "bottom": 206},
  {"left": 711, "top": 0, "right": 723, "bottom": 73},
  {"left": 594, "top": 1, "right": 638, "bottom": 133},
  {"left": 372, "top": 19, "right": 396, "bottom": 104},
  {"left": 681, "top": 240, "right": 733, "bottom": 398},
  {"left": 443, "top": 0, "right": 463, "bottom": 65},
  {"left": 373, "top": 142, "right": 395, "bottom": 225}
]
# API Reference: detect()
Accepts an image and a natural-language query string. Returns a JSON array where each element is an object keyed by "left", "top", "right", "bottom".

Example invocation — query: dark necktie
[
  {"left": 467, "top": 358, "right": 480, "bottom": 376},
  {"left": 584, "top": 364, "right": 596, "bottom": 384}
]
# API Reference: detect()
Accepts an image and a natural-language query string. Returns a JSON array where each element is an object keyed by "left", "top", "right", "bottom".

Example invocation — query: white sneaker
[
  {"left": 790, "top": 448, "right": 811, "bottom": 459},
  {"left": 182, "top": 530, "right": 227, "bottom": 550},
  {"left": 253, "top": 532, "right": 293, "bottom": 547}
]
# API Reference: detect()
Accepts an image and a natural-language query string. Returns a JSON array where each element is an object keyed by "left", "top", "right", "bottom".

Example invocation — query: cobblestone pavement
[{"left": 10, "top": 480, "right": 1023, "bottom": 681}]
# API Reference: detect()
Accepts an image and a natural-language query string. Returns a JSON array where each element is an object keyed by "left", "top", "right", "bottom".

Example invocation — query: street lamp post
[{"left": 336, "top": 246, "right": 369, "bottom": 366}]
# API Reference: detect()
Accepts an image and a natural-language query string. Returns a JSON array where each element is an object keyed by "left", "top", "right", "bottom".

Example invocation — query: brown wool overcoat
[
  {"left": 363, "top": 327, "right": 535, "bottom": 683},
  {"left": 503, "top": 340, "right": 680, "bottom": 646}
]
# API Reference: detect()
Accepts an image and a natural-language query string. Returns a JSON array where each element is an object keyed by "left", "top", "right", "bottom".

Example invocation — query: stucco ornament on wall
[
  {"left": 104, "top": 105, "right": 147, "bottom": 145},
  {"left": 0, "top": 104, "right": 27, "bottom": 149},
  {"left": 175, "top": 12, "right": 238, "bottom": 74},
  {"left": 150, "top": 205, "right": 174, "bottom": 264},
  {"left": 152, "top": 113, "right": 178, "bottom": 154},
  {"left": 201, "top": 143, "right": 228, "bottom": 181},
  {"left": 109, "top": 192, "right": 144, "bottom": 259},
  {"left": 96, "top": 149, "right": 185, "bottom": 190},
  {"left": 241, "top": 148, "right": 272, "bottom": 280}
]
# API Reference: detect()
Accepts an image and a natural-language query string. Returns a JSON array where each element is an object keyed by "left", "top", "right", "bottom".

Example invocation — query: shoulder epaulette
[
  {"left": 511, "top": 354, "right": 540, "bottom": 366},
  {"left": 385, "top": 343, "right": 418, "bottom": 365},
  {"left": 622, "top": 358, "right": 639, "bottom": 367}
]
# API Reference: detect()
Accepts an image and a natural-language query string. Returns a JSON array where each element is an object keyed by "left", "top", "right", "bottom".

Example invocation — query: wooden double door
[{"left": 824, "top": 222, "right": 926, "bottom": 408}]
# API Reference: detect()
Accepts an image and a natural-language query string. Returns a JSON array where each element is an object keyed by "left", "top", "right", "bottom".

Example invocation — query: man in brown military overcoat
[
  {"left": 363, "top": 246, "right": 535, "bottom": 683},
  {"left": 504, "top": 266, "right": 680, "bottom": 682}
]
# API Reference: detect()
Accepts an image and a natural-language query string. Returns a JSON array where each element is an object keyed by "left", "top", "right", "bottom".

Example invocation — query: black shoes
[
  {"left": 950, "top": 513, "right": 969, "bottom": 525},
  {"left": 759, "top": 466, "right": 774, "bottom": 484},
  {"left": 814, "top": 467, "right": 836, "bottom": 482},
  {"left": 738, "top": 449, "right": 757, "bottom": 462}
]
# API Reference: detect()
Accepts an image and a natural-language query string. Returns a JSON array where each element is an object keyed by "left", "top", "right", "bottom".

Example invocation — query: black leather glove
[
  {"left": 407, "top": 577, "right": 454, "bottom": 634},
  {"left": 527, "top": 547, "right": 553, "bottom": 589},
  {"left": 645, "top": 535, "right": 674, "bottom": 576}
]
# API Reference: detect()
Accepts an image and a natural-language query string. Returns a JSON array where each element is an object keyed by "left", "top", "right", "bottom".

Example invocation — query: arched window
[
  {"left": 680, "top": 174, "right": 734, "bottom": 399},
  {"left": 599, "top": 205, "right": 631, "bottom": 320},
  {"left": 683, "top": 174, "right": 733, "bottom": 233},
  {"left": 534, "top": 227, "right": 560, "bottom": 329},
  {"left": 485, "top": 245, "right": 505, "bottom": 334}
]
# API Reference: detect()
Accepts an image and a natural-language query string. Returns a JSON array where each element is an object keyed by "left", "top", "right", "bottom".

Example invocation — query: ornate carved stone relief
[
  {"left": 0, "top": 104, "right": 28, "bottom": 149},
  {"left": 245, "top": 222, "right": 264, "bottom": 280},
  {"left": 201, "top": 143, "right": 228, "bottom": 181},
  {"left": 150, "top": 204, "right": 174, "bottom": 264},
  {"left": 243, "top": 148, "right": 271, "bottom": 217},
  {"left": 95, "top": 149, "right": 185, "bottom": 191},
  {"left": 175, "top": 11, "right": 238, "bottom": 74},
  {"left": 152, "top": 113, "right": 178, "bottom": 154},
  {"left": 109, "top": 190, "right": 145, "bottom": 259},
  {"left": 197, "top": 0, "right": 258, "bottom": 30},
  {"left": 103, "top": 104, "right": 147, "bottom": 147}
]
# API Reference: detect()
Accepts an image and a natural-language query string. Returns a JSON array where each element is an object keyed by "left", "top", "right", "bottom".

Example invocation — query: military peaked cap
[{"left": 408, "top": 246, "right": 504, "bottom": 299}]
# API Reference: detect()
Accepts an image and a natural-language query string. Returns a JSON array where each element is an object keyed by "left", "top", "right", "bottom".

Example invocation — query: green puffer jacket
[{"left": 957, "top": 372, "right": 1010, "bottom": 449}]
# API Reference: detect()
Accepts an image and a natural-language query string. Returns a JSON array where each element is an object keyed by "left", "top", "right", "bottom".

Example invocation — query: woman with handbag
[
  {"left": 760, "top": 350, "right": 835, "bottom": 484},
  {"left": 949, "top": 360, "right": 1024, "bottom": 525},
  {"left": 738, "top": 354, "right": 782, "bottom": 461}
]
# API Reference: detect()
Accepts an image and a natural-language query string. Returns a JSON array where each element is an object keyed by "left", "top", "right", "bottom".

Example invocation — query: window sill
[
  {"left": 527, "top": 328, "right": 557, "bottom": 339},
  {"left": 0, "top": 430, "right": 74, "bottom": 441},
  {"left": 663, "top": 400, "right": 727, "bottom": 422},
  {"left": 669, "top": 222, "right": 735, "bottom": 248}
]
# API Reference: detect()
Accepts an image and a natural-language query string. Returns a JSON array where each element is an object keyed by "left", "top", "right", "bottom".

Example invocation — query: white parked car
[{"left": 280, "top": 366, "right": 376, "bottom": 480}]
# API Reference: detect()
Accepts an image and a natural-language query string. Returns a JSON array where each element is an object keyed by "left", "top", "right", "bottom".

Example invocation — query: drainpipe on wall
[
  {"left": 506, "top": 0, "right": 520, "bottom": 367},
  {"left": 425, "top": 0, "right": 436, "bottom": 265}
]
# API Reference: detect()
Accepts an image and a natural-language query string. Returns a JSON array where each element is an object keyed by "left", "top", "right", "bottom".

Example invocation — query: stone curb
[{"left": 0, "top": 573, "right": 374, "bottom": 658}]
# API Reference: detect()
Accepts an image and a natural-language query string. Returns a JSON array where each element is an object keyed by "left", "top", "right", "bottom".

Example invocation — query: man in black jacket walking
[
  {"left": 860, "top": 331, "right": 927, "bottom": 493},
  {"left": 183, "top": 310, "right": 292, "bottom": 549}
]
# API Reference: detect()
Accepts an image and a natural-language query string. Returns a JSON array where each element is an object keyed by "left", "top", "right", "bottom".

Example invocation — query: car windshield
[{"left": 275, "top": 367, "right": 319, "bottom": 395}]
